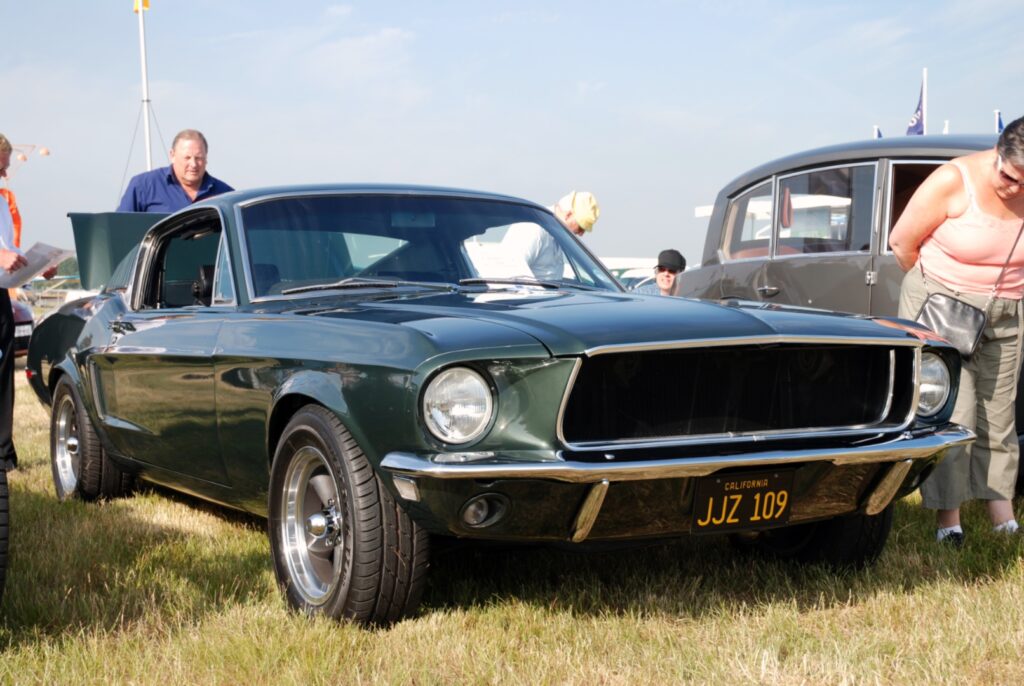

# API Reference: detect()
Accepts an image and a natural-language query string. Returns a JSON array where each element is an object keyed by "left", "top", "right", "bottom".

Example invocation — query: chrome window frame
[
  {"left": 719, "top": 179, "right": 775, "bottom": 264},
  {"left": 770, "top": 161, "right": 878, "bottom": 261}
]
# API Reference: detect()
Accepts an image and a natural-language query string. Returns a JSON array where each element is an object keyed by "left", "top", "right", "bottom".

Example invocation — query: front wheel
[
  {"left": 732, "top": 504, "right": 894, "bottom": 569},
  {"left": 268, "top": 406, "right": 429, "bottom": 625}
]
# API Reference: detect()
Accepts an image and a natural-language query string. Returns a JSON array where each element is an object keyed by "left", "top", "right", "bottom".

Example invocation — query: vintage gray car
[
  {"left": 677, "top": 135, "right": 995, "bottom": 313},
  {"left": 28, "top": 184, "right": 971, "bottom": 625}
]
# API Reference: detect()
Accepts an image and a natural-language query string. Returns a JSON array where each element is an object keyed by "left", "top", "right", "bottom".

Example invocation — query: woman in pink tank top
[{"left": 890, "top": 116, "right": 1024, "bottom": 547}]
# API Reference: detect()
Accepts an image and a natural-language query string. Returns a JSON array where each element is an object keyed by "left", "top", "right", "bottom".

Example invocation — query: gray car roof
[{"left": 720, "top": 134, "right": 996, "bottom": 197}]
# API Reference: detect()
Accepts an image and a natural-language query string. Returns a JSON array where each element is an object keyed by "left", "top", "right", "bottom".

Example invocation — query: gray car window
[
  {"left": 776, "top": 165, "right": 874, "bottom": 255},
  {"left": 722, "top": 181, "right": 773, "bottom": 260}
]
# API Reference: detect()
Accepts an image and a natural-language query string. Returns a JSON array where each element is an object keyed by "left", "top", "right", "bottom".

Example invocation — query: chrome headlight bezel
[
  {"left": 917, "top": 351, "right": 952, "bottom": 418},
  {"left": 422, "top": 366, "right": 495, "bottom": 445}
]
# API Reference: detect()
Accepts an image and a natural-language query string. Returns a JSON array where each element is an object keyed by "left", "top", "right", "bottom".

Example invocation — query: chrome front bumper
[{"left": 380, "top": 426, "right": 973, "bottom": 484}]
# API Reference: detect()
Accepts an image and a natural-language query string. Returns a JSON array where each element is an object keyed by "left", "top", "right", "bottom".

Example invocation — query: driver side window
[{"left": 140, "top": 217, "right": 222, "bottom": 309}]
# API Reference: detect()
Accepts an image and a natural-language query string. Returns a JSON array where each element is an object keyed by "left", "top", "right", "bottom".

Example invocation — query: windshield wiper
[
  {"left": 282, "top": 277, "right": 400, "bottom": 295},
  {"left": 282, "top": 277, "right": 457, "bottom": 296},
  {"left": 459, "top": 277, "right": 604, "bottom": 291},
  {"left": 459, "top": 277, "right": 561, "bottom": 289}
]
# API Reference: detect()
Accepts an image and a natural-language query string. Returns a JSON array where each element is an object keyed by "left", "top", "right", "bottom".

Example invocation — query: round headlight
[
  {"left": 422, "top": 367, "right": 494, "bottom": 444},
  {"left": 918, "top": 352, "right": 951, "bottom": 417}
]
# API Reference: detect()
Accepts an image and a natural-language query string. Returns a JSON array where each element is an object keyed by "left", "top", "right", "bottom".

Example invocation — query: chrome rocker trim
[{"left": 380, "top": 426, "right": 973, "bottom": 484}]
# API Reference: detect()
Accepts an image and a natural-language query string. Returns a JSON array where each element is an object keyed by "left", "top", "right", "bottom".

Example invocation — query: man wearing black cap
[{"left": 634, "top": 249, "right": 685, "bottom": 296}]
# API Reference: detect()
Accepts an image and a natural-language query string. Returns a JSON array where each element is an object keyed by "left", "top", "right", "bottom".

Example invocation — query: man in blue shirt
[{"left": 117, "top": 129, "right": 233, "bottom": 212}]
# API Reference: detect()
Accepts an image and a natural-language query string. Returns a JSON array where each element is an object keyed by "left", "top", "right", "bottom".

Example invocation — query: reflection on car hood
[{"left": 309, "top": 290, "right": 919, "bottom": 357}]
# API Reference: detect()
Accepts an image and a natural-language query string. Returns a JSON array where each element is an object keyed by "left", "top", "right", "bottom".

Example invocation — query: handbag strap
[
  {"left": 919, "top": 218, "right": 1024, "bottom": 307},
  {"left": 988, "top": 219, "right": 1024, "bottom": 301}
]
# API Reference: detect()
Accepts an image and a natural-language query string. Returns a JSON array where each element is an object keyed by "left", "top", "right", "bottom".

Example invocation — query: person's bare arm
[{"left": 889, "top": 164, "right": 965, "bottom": 272}]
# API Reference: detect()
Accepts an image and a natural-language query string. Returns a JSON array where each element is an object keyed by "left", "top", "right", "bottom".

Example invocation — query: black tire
[
  {"left": 50, "top": 376, "right": 133, "bottom": 501},
  {"left": 268, "top": 406, "right": 429, "bottom": 625},
  {"left": 733, "top": 504, "right": 894, "bottom": 569},
  {"left": 0, "top": 466, "right": 8, "bottom": 605}
]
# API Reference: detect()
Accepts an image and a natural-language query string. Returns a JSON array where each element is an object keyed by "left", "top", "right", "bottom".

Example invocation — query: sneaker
[{"left": 940, "top": 531, "right": 965, "bottom": 548}]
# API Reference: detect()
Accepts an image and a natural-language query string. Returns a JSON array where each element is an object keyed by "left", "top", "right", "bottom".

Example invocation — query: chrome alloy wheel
[
  {"left": 53, "top": 393, "right": 81, "bottom": 496},
  {"left": 279, "top": 444, "right": 345, "bottom": 606}
]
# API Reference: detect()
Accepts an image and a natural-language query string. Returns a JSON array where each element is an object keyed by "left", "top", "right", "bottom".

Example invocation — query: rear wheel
[
  {"left": 50, "top": 376, "right": 133, "bottom": 501},
  {"left": 268, "top": 406, "right": 429, "bottom": 625},
  {"left": 732, "top": 504, "right": 894, "bottom": 569}
]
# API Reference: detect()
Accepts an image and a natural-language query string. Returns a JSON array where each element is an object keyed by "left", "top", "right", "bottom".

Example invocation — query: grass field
[{"left": 2, "top": 367, "right": 1024, "bottom": 684}]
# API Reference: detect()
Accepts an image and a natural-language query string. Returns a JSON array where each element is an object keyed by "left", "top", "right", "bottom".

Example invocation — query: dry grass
[{"left": 3, "top": 367, "right": 1024, "bottom": 684}]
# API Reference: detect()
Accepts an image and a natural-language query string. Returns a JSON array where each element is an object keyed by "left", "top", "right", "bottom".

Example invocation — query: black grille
[{"left": 561, "top": 344, "right": 914, "bottom": 445}]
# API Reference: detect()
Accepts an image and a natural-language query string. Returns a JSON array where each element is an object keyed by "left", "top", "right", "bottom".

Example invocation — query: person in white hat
[{"left": 502, "top": 191, "right": 600, "bottom": 281}]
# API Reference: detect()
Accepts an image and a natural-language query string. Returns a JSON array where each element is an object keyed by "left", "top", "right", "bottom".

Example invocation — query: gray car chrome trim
[{"left": 380, "top": 426, "right": 973, "bottom": 484}]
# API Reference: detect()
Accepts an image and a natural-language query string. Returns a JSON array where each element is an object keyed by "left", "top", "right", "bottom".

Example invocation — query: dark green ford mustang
[{"left": 27, "top": 185, "right": 971, "bottom": 625}]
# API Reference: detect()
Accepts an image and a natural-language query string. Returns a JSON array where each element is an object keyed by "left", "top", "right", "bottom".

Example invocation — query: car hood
[{"left": 307, "top": 289, "right": 922, "bottom": 357}]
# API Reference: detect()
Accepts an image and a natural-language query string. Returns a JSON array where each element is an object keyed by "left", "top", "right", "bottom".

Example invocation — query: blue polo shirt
[{"left": 116, "top": 165, "right": 234, "bottom": 212}]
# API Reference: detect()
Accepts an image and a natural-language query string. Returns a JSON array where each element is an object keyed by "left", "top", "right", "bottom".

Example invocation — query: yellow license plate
[{"left": 691, "top": 470, "right": 793, "bottom": 533}]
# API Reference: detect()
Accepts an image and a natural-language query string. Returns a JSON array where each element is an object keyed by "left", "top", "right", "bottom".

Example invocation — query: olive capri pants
[{"left": 898, "top": 266, "right": 1023, "bottom": 508}]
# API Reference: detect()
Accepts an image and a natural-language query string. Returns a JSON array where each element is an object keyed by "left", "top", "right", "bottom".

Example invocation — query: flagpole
[
  {"left": 137, "top": 1, "right": 153, "bottom": 171},
  {"left": 922, "top": 67, "right": 928, "bottom": 135}
]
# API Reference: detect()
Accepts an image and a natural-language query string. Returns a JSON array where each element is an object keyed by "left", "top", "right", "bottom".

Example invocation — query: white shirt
[{"left": 501, "top": 222, "right": 566, "bottom": 281}]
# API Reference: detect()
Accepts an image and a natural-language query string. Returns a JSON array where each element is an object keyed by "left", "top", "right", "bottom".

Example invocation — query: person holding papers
[
  {"left": 0, "top": 134, "right": 28, "bottom": 469},
  {"left": 0, "top": 133, "right": 58, "bottom": 469}
]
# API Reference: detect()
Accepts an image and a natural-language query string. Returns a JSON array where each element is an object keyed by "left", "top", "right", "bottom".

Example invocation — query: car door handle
[{"left": 756, "top": 285, "right": 780, "bottom": 297}]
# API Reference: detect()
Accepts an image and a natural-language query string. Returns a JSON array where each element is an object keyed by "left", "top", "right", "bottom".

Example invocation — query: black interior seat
[{"left": 192, "top": 264, "right": 215, "bottom": 305}]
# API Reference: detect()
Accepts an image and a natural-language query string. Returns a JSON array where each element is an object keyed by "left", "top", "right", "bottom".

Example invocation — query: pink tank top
[{"left": 918, "top": 160, "right": 1024, "bottom": 299}]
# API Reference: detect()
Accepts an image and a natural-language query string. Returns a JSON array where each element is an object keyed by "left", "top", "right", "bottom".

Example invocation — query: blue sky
[{"left": 2, "top": 0, "right": 1021, "bottom": 265}]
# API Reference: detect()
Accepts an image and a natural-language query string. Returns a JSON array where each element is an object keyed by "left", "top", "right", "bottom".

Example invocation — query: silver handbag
[
  {"left": 915, "top": 292, "right": 987, "bottom": 358},
  {"left": 915, "top": 219, "right": 1024, "bottom": 359}
]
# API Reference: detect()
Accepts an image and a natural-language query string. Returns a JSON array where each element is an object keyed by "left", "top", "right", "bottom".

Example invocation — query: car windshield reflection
[{"left": 239, "top": 194, "right": 619, "bottom": 298}]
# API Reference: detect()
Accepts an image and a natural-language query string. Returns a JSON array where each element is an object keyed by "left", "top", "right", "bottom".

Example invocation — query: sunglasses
[
  {"left": 655, "top": 266, "right": 679, "bottom": 275},
  {"left": 997, "top": 155, "right": 1024, "bottom": 189}
]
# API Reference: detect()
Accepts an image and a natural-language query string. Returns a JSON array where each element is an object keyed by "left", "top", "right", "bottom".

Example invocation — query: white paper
[{"left": 0, "top": 242, "right": 76, "bottom": 288}]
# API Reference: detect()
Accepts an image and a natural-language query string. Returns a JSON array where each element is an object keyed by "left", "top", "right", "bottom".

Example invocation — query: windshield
[{"left": 239, "top": 194, "right": 619, "bottom": 297}]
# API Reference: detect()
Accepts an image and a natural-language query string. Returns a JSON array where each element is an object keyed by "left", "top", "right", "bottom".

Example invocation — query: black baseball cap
[{"left": 656, "top": 249, "right": 685, "bottom": 273}]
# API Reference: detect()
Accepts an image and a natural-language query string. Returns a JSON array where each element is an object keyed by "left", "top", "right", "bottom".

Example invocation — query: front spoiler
[{"left": 380, "top": 426, "right": 974, "bottom": 484}]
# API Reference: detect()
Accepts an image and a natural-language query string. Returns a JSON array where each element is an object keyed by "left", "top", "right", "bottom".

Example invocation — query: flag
[
  {"left": 906, "top": 85, "right": 924, "bottom": 135},
  {"left": 998, "top": 111, "right": 1005, "bottom": 133},
  {"left": 133, "top": 0, "right": 150, "bottom": 12}
]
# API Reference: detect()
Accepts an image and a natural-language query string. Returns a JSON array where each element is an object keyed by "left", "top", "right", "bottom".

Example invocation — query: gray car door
[{"left": 763, "top": 163, "right": 877, "bottom": 314}]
